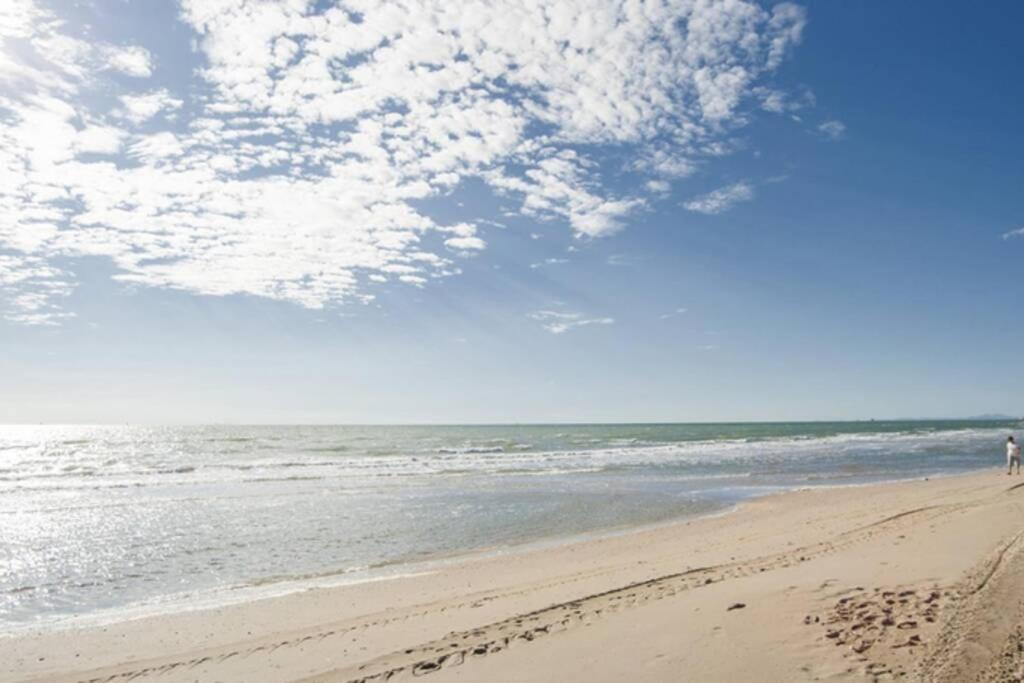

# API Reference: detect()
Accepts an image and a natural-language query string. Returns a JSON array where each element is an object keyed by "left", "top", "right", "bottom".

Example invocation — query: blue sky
[{"left": 1, "top": 0, "right": 1021, "bottom": 423}]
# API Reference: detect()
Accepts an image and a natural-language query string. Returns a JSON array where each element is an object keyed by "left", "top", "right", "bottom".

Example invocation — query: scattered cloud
[
  {"left": 646, "top": 179, "right": 671, "bottom": 194},
  {"left": 0, "top": 0, "right": 807, "bottom": 324},
  {"left": 818, "top": 119, "right": 847, "bottom": 140},
  {"left": 756, "top": 88, "right": 788, "bottom": 113},
  {"left": 1001, "top": 227, "right": 1024, "bottom": 240},
  {"left": 660, "top": 307, "right": 688, "bottom": 319},
  {"left": 684, "top": 182, "right": 755, "bottom": 215},
  {"left": 444, "top": 236, "right": 487, "bottom": 252},
  {"left": 529, "top": 310, "right": 614, "bottom": 334},
  {"left": 116, "top": 89, "right": 183, "bottom": 124},
  {"left": 530, "top": 258, "right": 569, "bottom": 269},
  {"left": 75, "top": 125, "right": 125, "bottom": 154},
  {"left": 606, "top": 253, "right": 640, "bottom": 267},
  {"left": 753, "top": 86, "right": 815, "bottom": 114},
  {"left": 99, "top": 44, "right": 153, "bottom": 77},
  {"left": 0, "top": 254, "right": 75, "bottom": 326}
]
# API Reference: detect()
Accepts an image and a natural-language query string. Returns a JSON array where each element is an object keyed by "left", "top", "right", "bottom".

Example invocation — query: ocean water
[{"left": 0, "top": 420, "right": 1020, "bottom": 630}]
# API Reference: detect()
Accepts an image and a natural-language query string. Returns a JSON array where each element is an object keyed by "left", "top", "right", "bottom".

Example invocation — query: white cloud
[
  {"left": 486, "top": 154, "right": 646, "bottom": 237},
  {"left": 99, "top": 45, "right": 153, "bottom": 77},
  {"left": 753, "top": 86, "right": 814, "bottom": 114},
  {"left": 757, "top": 88, "right": 788, "bottom": 113},
  {"left": 445, "top": 236, "right": 486, "bottom": 251},
  {"left": 660, "top": 307, "right": 687, "bottom": 319},
  {"left": 0, "top": 253, "right": 74, "bottom": 325},
  {"left": 0, "top": 0, "right": 807, "bottom": 324},
  {"left": 1002, "top": 227, "right": 1024, "bottom": 240},
  {"left": 529, "top": 310, "right": 614, "bottom": 334},
  {"left": 606, "top": 253, "right": 639, "bottom": 267},
  {"left": 818, "top": 119, "right": 847, "bottom": 140},
  {"left": 117, "top": 89, "right": 183, "bottom": 123},
  {"left": 529, "top": 258, "right": 569, "bottom": 269},
  {"left": 74, "top": 125, "right": 125, "bottom": 155},
  {"left": 641, "top": 149, "right": 697, "bottom": 179},
  {"left": 646, "top": 179, "right": 671, "bottom": 194},
  {"left": 684, "top": 182, "right": 755, "bottom": 215}
]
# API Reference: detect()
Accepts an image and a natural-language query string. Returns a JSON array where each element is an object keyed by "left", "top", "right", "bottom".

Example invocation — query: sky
[{"left": 0, "top": 0, "right": 1022, "bottom": 424}]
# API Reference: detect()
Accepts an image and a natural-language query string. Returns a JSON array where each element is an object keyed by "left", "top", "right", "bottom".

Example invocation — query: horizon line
[{"left": 2, "top": 417, "right": 1021, "bottom": 428}]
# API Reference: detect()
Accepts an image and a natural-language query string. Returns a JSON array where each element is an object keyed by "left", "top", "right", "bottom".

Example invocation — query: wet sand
[{"left": 4, "top": 470, "right": 1024, "bottom": 682}]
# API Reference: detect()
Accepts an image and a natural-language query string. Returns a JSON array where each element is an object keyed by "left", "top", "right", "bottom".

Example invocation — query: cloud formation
[
  {"left": 683, "top": 181, "right": 755, "bottom": 215},
  {"left": 818, "top": 119, "right": 847, "bottom": 140},
  {"left": 529, "top": 310, "right": 614, "bottom": 334},
  {"left": 0, "top": 0, "right": 807, "bottom": 324},
  {"left": 530, "top": 258, "right": 569, "bottom": 269},
  {"left": 116, "top": 89, "right": 183, "bottom": 124}
]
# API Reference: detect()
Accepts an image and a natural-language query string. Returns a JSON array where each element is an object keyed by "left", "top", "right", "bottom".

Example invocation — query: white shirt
[{"left": 1010, "top": 442, "right": 1022, "bottom": 459}]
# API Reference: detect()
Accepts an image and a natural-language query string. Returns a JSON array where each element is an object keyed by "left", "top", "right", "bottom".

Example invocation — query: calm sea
[{"left": 1, "top": 421, "right": 1020, "bottom": 629}]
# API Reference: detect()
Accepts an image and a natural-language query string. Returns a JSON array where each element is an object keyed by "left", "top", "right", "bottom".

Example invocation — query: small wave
[
  {"left": 60, "top": 465, "right": 96, "bottom": 474},
  {"left": 607, "top": 438, "right": 646, "bottom": 446},
  {"left": 212, "top": 460, "right": 337, "bottom": 471},
  {"left": 431, "top": 465, "right": 608, "bottom": 477},
  {"left": 434, "top": 446, "right": 504, "bottom": 454},
  {"left": 493, "top": 466, "right": 607, "bottom": 476},
  {"left": 0, "top": 481, "right": 148, "bottom": 495},
  {"left": 246, "top": 564, "right": 370, "bottom": 587},
  {"left": 156, "top": 466, "right": 196, "bottom": 474}
]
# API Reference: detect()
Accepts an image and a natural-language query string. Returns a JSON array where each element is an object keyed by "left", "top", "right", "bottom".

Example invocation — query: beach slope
[{"left": 5, "top": 471, "right": 1024, "bottom": 682}]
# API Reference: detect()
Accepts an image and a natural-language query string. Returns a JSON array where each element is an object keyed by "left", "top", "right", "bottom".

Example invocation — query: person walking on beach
[{"left": 1008, "top": 436, "right": 1021, "bottom": 475}]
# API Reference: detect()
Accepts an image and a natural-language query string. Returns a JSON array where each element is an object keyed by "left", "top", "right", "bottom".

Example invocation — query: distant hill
[
  {"left": 888, "top": 415, "right": 1021, "bottom": 422},
  {"left": 889, "top": 415, "right": 1021, "bottom": 421}
]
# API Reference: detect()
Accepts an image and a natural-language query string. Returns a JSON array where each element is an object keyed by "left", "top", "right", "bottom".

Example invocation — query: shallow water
[{"left": 0, "top": 420, "right": 1019, "bottom": 629}]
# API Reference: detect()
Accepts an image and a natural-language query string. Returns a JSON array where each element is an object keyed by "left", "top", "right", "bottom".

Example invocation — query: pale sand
[{"left": 5, "top": 470, "right": 1024, "bottom": 682}]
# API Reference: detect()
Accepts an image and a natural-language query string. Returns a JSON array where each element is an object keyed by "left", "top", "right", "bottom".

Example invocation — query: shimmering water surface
[{"left": 1, "top": 421, "right": 1020, "bottom": 629}]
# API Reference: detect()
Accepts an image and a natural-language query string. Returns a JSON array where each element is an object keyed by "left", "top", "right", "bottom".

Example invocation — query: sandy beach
[
  {"left": 2, "top": 0, "right": 1021, "bottom": 679},
  {"left": 4, "top": 470, "right": 1024, "bottom": 682}
]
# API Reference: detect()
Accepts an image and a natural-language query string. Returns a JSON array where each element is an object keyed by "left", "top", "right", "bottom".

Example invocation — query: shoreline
[
  {"left": 0, "top": 467, "right": 979, "bottom": 639},
  {"left": 6, "top": 467, "right": 1024, "bottom": 681}
]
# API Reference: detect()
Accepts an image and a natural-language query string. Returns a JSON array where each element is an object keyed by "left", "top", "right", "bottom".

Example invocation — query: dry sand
[{"left": 5, "top": 470, "right": 1024, "bottom": 682}]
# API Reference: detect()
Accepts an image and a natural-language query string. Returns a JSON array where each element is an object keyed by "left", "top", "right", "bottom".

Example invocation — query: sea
[{"left": 1, "top": 420, "right": 1020, "bottom": 631}]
